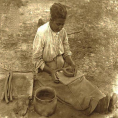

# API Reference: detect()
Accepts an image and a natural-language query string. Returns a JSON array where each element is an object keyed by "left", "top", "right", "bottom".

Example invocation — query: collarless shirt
[{"left": 32, "top": 22, "right": 72, "bottom": 72}]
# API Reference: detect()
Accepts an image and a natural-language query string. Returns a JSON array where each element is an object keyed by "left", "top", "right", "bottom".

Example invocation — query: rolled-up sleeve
[
  {"left": 32, "top": 30, "right": 45, "bottom": 73},
  {"left": 63, "top": 29, "right": 72, "bottom": 58}
]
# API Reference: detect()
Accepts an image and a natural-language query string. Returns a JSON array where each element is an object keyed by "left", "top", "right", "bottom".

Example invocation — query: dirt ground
[{"left": 1, "top": 0, "right": 118, "bottom": 117}]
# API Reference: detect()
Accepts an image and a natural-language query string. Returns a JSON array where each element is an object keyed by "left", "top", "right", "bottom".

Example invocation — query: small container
[{"left": 34, "top": 87, "right": 57, "bottom": 117}]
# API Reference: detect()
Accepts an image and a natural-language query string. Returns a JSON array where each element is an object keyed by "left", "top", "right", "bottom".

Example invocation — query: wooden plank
[
  {"left": 12, "top": 72, "right": 33, "bottom": 99},
  {"left": 56, "top": 70, "right": 84, "bottom": 85},
  {"left": 0, "top": 72, "right": 33, "bottom": 100}
]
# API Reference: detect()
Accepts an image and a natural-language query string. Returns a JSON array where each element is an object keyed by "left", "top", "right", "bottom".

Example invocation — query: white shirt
[{"left": 32, "top": 22, "right": 72, "bottom": 72}]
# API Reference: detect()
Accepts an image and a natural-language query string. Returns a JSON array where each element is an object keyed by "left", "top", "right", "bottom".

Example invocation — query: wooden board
[
  {"left": 56, "top": 70, "right": 84, "bottom": 85},
  {"left": 0, "top": 72, "right": 33, "bottom": 99}
]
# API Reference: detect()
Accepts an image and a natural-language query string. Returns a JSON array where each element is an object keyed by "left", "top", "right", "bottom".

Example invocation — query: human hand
[
  {"left": 50, "top": 70, "right": 60, "bottom": 84},
  {"left": 71, "top": 64, "right": 77, "bottom": 77}
]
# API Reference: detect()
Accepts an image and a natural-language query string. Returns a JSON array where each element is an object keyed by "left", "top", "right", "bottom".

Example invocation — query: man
[
  {"left": 33, "top": 3, "right": 117, "bottom": 115},
  {"left": 33, "top": 3, "right": 77, "bottom": 83}
]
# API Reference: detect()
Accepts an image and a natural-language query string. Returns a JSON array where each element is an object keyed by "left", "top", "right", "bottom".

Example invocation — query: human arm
[
  {"left": 43, "top": 65, "right": 59, "bottom": 83},
  {"left": 42, "top": 65, "right": 59, "bottom": 83},
  {"left": 32, "top": 30, "right": 59, "bottom": 82},
  {"left": 32, "top": 30, "right": 45, "bottom": 73},
  {"left": 64, "top": 55, "right": 77, "bottom": 76},
  {"left": 62, "top": 29, "right": 77, "bottom": 76}
]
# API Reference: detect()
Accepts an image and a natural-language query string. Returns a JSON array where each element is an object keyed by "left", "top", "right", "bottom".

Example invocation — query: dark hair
[{"left": 50, "top": 3, "right": 67, "bottom": 20}]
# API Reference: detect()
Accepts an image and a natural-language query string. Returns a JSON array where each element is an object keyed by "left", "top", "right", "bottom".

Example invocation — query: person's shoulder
[
  {"left": 37, "top": 22, "right": 49, "bottom": 34},
  {"left": 61, "top": 28, "right": 67, "bottom": 35}
]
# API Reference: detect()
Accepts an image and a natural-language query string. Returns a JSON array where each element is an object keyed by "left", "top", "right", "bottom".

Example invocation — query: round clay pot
[{"left": 34, "top": 87, "right": 57, "bottom": 117}]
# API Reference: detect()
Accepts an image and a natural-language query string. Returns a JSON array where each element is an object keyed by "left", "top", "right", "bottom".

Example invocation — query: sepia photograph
[{"left": 0, "top": 0, "right": 118, "bottom": 117}]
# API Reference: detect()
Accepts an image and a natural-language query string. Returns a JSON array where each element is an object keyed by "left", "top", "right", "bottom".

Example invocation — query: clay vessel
[{"left": 34, "top": 87, "right": 57, "bottom": 117}]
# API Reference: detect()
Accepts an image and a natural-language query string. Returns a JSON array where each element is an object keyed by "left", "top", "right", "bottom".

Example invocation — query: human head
[
  {"left": 50, "top": 3, "right": 67, "bottom": 20},
  {"left": 50, "top": 3, "right": 67, "bottom": 32}
]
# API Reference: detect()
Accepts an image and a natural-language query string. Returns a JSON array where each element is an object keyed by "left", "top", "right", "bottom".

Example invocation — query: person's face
[{"left": 50, "top": 18, "right": 66, "bottom": 32}]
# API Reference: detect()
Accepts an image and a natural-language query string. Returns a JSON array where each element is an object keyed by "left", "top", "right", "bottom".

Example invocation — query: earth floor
[{"left": 0, "top": 0, "right": 118, "bottom": 117}]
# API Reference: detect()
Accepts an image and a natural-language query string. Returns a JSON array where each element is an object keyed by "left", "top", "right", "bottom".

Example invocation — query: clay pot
[
  {"left": 63, "top": 66, "right": 74, "bottom": 77},
  {"left": 34, "top": 87, "right": 57, "bottom": 117}
]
